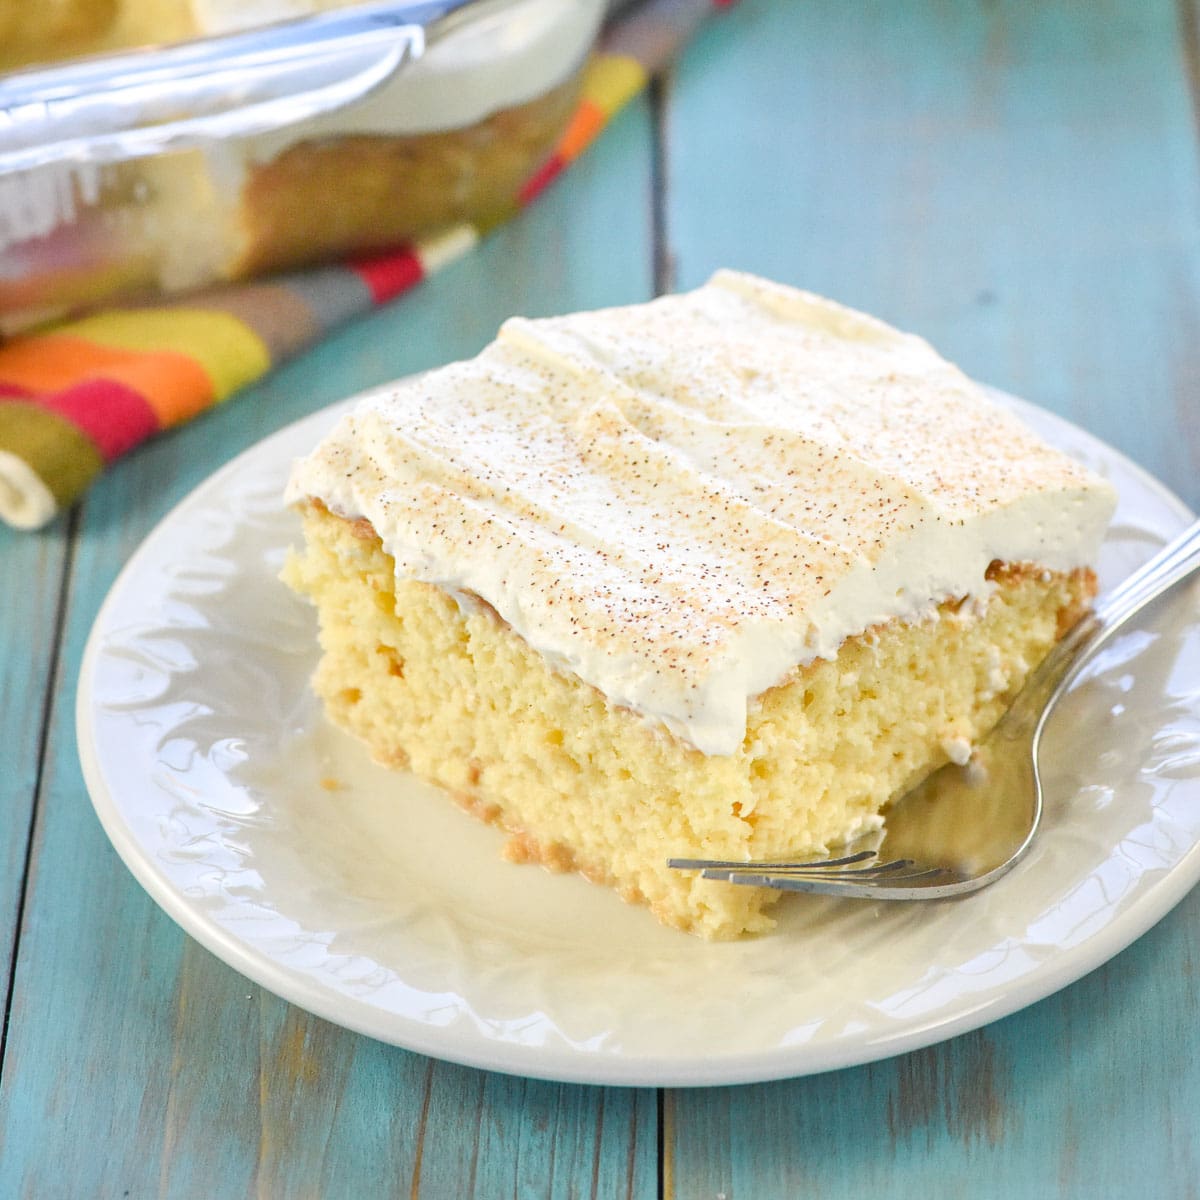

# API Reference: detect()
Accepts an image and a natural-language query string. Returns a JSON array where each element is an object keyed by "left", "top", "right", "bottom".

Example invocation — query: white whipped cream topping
[
  {"left": 286, "top": 271, "right": 1117, "bottom": 755},
  {"left": 192, "top": 0, "right": 604, "bottom": 143}
]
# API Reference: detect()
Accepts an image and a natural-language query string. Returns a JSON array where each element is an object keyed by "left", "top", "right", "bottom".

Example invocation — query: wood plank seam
[
  {"left": 0, "top": 505, "right": 77, "bottom": 1084},
  {"left": 1165, "top": 0, "right": 1200, "bottom": 513},
  {"left": 1177, "top": 0, "right": 1200, "bottom": 132},
  {"left": 658, "top": 1088, "right": 673, "bottom": 1200},
  {"left": 589, "top": 1088, "right": 605, "bottom": 1198},
  {"left": 650, "top": 73, "right": 676, "bottom": 298},
  {"left": 649, "top": 65, "right": 672, "bottom": 1200},
  {"left": 408, "top": 1057, "right": 436, "bottom": 1200}
]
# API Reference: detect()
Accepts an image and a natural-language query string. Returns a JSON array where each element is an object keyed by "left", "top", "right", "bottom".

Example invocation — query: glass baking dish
[{"left": 0, "top": 0, "right": 606, "bottom": 329}]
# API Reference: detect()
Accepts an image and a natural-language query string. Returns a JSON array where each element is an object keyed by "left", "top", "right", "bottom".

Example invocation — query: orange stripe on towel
[
  {"left": 0, "top": 335, "right": 214, "bottom": 425},
  {"left": 558, "top": 100, "right": 608, "bottom": 162}
]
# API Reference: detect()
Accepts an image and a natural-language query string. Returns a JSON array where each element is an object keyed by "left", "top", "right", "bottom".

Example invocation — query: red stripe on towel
[
  {"left": 31, "top": 378, "right": 160, "bottom": 462},
  {"left": 351, "top": 249, "right": 425, "bottom": 304}
]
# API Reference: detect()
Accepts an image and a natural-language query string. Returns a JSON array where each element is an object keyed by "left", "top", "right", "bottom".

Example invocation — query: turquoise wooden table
[{"left": 3, "top": 1, "right": 1200, "bottom": 1195}]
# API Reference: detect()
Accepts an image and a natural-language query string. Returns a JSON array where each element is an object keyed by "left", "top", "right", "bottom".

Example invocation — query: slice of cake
[{"left": 282, "top": 271, "right": 1116, "bottom": 938}]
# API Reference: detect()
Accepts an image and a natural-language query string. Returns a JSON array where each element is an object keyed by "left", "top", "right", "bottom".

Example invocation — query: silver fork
[{"left": 669, "top": 517, "right": 1200, "bottom": 900}]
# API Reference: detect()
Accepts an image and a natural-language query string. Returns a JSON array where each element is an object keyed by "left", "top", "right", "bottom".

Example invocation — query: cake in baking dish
[
  {"left": 0, "top": 0, "right": 602, "bottom": 322},
  {"left": 282, "top": 270, "right": 1116, "bottom": 938}
]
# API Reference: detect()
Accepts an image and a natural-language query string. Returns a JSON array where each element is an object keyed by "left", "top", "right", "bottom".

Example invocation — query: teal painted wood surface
[
  {"left": 0, "top": 525, "right": 66, "bottom": 994},
  {"left": 2, "top": 1, "right": 1200, "bottom": 1196}
]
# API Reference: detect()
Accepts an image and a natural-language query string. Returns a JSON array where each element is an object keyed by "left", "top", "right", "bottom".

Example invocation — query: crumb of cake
[
  {"left": 940, "top": 735, "right": 973, "bottom": 767},
  {"left": 502, "top": 832, "right": 576, "bottom": 874}
]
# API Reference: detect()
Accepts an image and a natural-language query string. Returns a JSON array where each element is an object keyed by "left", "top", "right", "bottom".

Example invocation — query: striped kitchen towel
[{"left": 0, "top": 0, "right": 730, "bottom": 530}]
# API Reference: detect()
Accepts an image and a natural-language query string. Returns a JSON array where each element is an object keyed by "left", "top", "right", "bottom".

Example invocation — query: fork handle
[
  {"left": 1057, "top": 516, "right": 1200, "bottom": 694},
  {"left": 1095, "top": 517, "right": 1200, "bottom": 625}
]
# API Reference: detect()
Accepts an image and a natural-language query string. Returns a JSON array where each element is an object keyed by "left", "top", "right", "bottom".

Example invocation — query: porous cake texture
[{"left": 283, "top": 271, "right": 1116, "bottom": 938}]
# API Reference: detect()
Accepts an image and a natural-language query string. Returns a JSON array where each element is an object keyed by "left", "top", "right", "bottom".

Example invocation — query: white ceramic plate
[{"left": 77, "top": 390, "right": 1200, "bottom": 1087}]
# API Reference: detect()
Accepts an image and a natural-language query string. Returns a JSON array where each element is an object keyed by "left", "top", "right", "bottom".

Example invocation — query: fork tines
[
  {"left": 666, "top": 849, "right": 879, "bottom": 872},
  {"left": 667, "top": 851, "right": 947, "bottom": 889}
]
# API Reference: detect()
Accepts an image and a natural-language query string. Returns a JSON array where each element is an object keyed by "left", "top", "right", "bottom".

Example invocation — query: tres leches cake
[{"left": 282, "top": 271, "right": 1117, "bottom": 938}]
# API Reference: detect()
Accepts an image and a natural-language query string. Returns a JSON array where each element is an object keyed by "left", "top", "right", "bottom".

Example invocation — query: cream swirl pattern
[{"left": 285, "top": 270, "right": 1117, "bottom": 754}]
